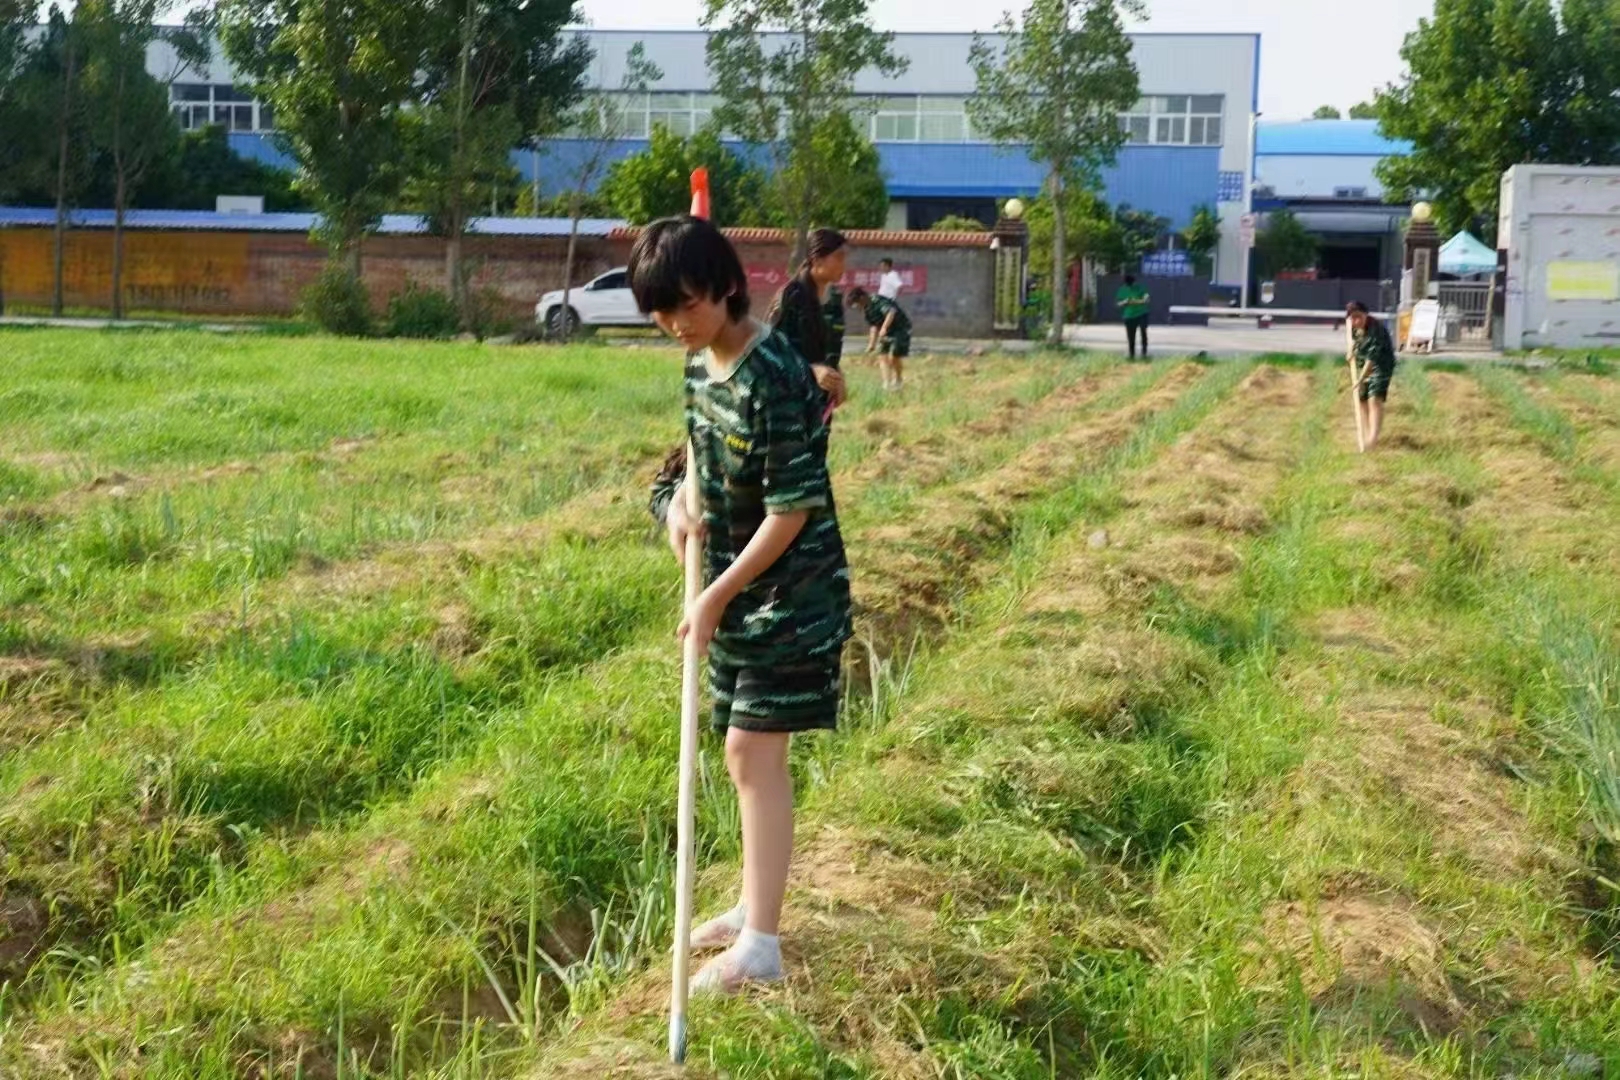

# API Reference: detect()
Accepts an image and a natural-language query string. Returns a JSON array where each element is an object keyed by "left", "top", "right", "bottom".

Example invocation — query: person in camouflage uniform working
[
  {"left": 847, "top": 285, "right": 911, "bottom": 391},
  {"left": 630, "top": 215, "right": 852, "bottom": 997},
  {"left": 1347, "top": 300, "right": 1397, "bottom": 451}
]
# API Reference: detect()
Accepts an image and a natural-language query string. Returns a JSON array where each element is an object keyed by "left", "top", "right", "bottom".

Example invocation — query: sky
[{"left": 575, "top": 0, "right": 1434, "bottom": 120}]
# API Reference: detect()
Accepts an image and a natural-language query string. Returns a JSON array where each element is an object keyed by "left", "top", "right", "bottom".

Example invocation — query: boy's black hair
[
  {"left": 1345, "top": 300, "right": 1369, "bottom": 316},
  {"left": 627, "top": 215, "right": 750, "bottom": 320},
  {"left": 1123, "top": 274, "right": 1137, "bottom": 285},
  {"left": 846, "top": 285, "right": 870, "bottom": 305},
  {"left": 879, "top": 257, "right": 894, "bottom": 269}
]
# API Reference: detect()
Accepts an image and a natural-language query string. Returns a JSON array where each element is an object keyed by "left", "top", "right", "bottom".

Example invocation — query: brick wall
[
  {"left": 0, "top": 227, "right": 621, "bottom": 323},
  {"left": 0, "top": 224, "right": 995, "bottom": 337}
]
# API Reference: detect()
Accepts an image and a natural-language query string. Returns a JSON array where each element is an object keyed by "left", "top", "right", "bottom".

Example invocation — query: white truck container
[{"left": 1500, "top": 164, "right": 1620, "bottom": 349}]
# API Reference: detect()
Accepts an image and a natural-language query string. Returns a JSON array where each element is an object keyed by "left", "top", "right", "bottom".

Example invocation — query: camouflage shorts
[
  {"left": 1358, "top": 372, "right": 1392, "bottom": 401},
  {"left": 880, "top": 332, "right": 911, "bottom": 359},
  {"left": 709, "top": 654, "right": 843, "bottom": 734}
]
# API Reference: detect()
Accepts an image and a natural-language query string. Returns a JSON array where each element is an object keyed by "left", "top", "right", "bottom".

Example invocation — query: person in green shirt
[
  {"left": 631, "top": 215, "right": 852, "bottom": 996},
  {"left": 1347, "top": 300, "right": 1397, "bottom": 451},
  {"left": 1116, "top": 274, "right": 1151, "bottom": 359}
]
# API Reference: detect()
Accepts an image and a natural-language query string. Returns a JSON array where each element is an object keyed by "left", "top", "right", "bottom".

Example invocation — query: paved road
[{"left": 1063, "top": 318, "right": 1501, "bottom": 361}]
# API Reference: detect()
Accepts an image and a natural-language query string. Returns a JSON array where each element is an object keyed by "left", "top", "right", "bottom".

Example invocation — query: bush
[
  {"left": 299, "top": 265, "right": 372, "bottom": 337},
  {"left": 929, "top": 214, "right": 989, "bottom": 232},
  {"left": 461, "top": 286, "right": 514, "bottom": 342},
  {"left": 385, "top": 282, "right": 460, "bottom": 339}
]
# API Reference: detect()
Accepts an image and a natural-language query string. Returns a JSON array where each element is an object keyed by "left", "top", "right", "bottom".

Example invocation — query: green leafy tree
[
  {"left": 969, "top": 0, "right": 1140, "bottom": 343},
  {"left": 599, "top": 125, "right": 769, "bottom": 227},
  {"left": 1348, "top": 100, "right": 1378, "bottom": 120},
  {"left": 703, "top": 0, "right": 906, "bottom": 259},
  {"left": 1376, "top": 0, "right": 1620, "bottom": 241},
  {"left": 550, "top": 42, "right": 661, "bottom": 339},
  {"left": 0, "top": 0, "right": 35, "bottom": 312},
  {"left": 1256, "top": 209, "right": 1317, "bottom": 276},
  {"left": 771, "top": 110, "right": 887, "bottom": 230},
  {"left": 81, "top": 0, "right": 209, "bottom": 316},
  {"left": 16, "top": 7, "right": 95, "bottom": 315},
  {"left": 405, "top": 0, "right": 589, "bottom": 319},
  {"left": 220, "top": 0, "right": 427, "bottom": 273},
  {"left": 1312, "top": 104, "right": 1341, "bottom": 120},
  {"left": 1180, "top": 203, "right": 1220, "bottom": 276},
  {"left": 140, "top": 125, "right": 309, "bottom": 210}
]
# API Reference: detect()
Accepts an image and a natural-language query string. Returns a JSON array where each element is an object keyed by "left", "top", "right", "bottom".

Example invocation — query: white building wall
[{"left": 1256, "top": 155, "right": 1386, "bottom": 200}]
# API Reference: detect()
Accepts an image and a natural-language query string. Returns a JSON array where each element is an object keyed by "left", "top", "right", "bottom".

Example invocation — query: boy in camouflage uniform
[
  {"left": 1347, "top": 300, "right": 1396, "bottom": 451},
  {"left": 847, "top": 285, "right": 911, "bottom": 391},
  {"left": 631, "top": 215, "right": 852, "bottom": 996}
]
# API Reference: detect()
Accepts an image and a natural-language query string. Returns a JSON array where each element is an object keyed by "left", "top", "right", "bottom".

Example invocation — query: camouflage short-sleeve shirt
[
  {"left": 1354, "top": 318, "right": 1397, "bottom": 377},
  {"left": 686, "top": 323, "right": 852, "bottom": 667}
]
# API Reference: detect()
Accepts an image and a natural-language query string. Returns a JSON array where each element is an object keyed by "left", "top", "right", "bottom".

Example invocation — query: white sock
[
  {"left": 689, "top": 901, "right": 746, "bottom": 950},
  {"left": 690, "top": 926, "right": 783, "bottom": 995}
]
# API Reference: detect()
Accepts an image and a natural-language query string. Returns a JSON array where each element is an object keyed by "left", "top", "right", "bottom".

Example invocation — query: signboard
[
  {"left": 1239, "top": 214, "right": 1257, "bottom": 249},
  {"left": 1546, "top": 260, "right": 1620, "bottom": 301},
  {"left": 1140, "top": 250, "right": 1193, "bottom": 277},
  {"left": 1405, "top": 298, "right": 1440, "bottom": 351},
  {"left": 745, "top": 266, "right": 928, "bottom": 295}
]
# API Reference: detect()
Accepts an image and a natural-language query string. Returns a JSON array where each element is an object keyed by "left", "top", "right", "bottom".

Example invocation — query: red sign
[{"left": 745, "top": 266, "right": 928, "bottom": 294}]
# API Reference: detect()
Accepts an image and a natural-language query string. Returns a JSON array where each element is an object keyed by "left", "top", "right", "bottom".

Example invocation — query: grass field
[{"left": 1, "top": 329, "right": 1618, "bottom": 1079}]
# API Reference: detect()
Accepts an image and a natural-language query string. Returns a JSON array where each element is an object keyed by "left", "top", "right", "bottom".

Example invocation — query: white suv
[{"left": 535, "top": 267, "right": 650, "bottom": 336}]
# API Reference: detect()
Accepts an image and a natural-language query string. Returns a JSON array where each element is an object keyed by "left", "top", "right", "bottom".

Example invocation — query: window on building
[
  {"left": 1120, "top": 94, "right": 1224, "bottom": 146},
  {"left": 648, "top": 92, "right": 694, "bottom": 136},
  {"left": 871, "top": 96, "right": 918, "bottom": 142},
  {"left": 169, "top": 83, "right": 275, "bottom": 133},
  {"left": 1333, "top": 186, "right": 1369, "bottom": 199},
  {"left": 919, "top": 96, "right": 968, "bottom": 142}
]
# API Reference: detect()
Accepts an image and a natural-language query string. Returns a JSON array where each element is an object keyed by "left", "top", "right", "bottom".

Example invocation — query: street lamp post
[{"left": 1239, "top": 110, "right": 1260, "bottom": 310}]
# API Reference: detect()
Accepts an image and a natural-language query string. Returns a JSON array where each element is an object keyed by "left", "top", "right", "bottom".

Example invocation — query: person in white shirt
[{"left": 877, "top": 258, "right": 903, "bottom": 300}]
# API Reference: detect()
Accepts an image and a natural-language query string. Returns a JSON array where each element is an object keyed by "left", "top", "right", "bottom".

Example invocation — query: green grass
[{"left": 2, "top": 332, "right": 1619, "bottom": 1078}]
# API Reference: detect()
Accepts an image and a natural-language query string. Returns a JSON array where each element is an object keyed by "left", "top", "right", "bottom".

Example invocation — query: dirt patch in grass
[
  {"left": 1264, "top": 885, "right": 1464, "bottom": 1034},
  {"left": 0, "top": 889, "right": 49, "bottom": 981}
]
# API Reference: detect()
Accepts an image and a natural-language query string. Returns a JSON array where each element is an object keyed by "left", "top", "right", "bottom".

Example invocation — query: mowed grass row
[
  {"left": 538, "top": 360, "right": 1325, "bottom": 1078},
  {"left": 0, "top": 336, "right": 1188, "bottom": 1074},
  {"left": 541, "top": 360, "right": 1620, "bottom": 1079}
]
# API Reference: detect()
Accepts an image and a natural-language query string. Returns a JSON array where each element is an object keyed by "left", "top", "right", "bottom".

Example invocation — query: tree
[
  {"left": 0, "top": 0, "right": 36, "bottom": 313},
  {"left": 1180, "top": 203, "right": 1220, "bottom": 276},
  {"left": 80, "top": 0, "right": 208, "bottom": 317},
  {"left": 1312, "top": 104, "right": 1341, "bottom": 120},
  {"left": 970, "top": 0, "right": 1140, "bottom": 343},
  {"left": 1256, "top": 209, "right": 1316, "bottom": 276},
  {"left": 550, "top": 42, "right": 662, "bottom": 339},
  {"left": 599, "top": 125, "right": 769, "bottom": 227},
  {"left": 1375, "top": 0, "right": 1620, "bottom": 241},
  {"left": 1348, "top": 100, "right": 1378, "bottom": 120},
  {"left": 769, "top": 110, "right": 887, "bottom": 230},
  {"left": 703, "top": 0, "right": 906, "bottom": 260},
  {"left": 19, "top": 6, "right": 94, "bottom": 316},
  {"left": 405, "top": 0, "right": 589, "bottom": 320},
  {"left": 142, "top": 125, "right": 309, "bottom": 210},
  {"left": 220, "top": 0, "right": 426, "bottom": 274}
]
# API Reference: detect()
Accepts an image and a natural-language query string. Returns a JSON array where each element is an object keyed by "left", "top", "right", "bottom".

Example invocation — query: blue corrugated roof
[
  {"left": 1257, "top": 120, "right": 1412, "bottom": 157},
  {"left": 0, "top": 207, "right": 626, "bottom": 236}
]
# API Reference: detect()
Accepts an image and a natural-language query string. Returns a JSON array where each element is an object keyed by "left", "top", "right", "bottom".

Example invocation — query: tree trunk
[
  {"left": 345, "top": 232, "right": 362, "bottom": 278},
  {"left": 52, "top": 35, "right": 75, "bottom": 318},
  {"left": 446, "top": 218, "right": 463, "bottom": 313},
  {"left": 112, "top": 173, "right": 126, "bottom": 319},
  {"left": 559, "top": 191, "right": 581, "bottom": 341},
  {"left": 1049, "top": 168, "right": 1064, "bottom": 345}
]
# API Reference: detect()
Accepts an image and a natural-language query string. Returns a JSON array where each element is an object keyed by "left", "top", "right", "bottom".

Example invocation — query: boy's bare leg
[
  {"left": 1366, "top": 396, "right": 1385, "bottom": 449},
  {"left": 692, "top": 728, "right": 792, "bottom": 993},
  {"left": 892, "top": 355, "right": 904, "bottom": 390}
]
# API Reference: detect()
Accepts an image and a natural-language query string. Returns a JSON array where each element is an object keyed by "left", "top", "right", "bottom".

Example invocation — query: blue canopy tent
[{"left": 1438, "top": 231, "right": 1498, "bottom": 276}]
